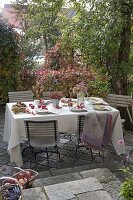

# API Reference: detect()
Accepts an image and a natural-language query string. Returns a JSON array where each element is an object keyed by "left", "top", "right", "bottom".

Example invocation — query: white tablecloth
[{"left": 3, "top": 101, "right": 125, "bottom": 166}]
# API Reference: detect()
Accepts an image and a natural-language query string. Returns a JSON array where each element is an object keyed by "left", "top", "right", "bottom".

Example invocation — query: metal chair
[
  {"left": 43, "top": 91, "right": 63, "bottom": 100},
  {"left": 76, "top": 115, "right": 94, "bottom": 160},
  {"left": 76, "top": 114, "right": 113, "bottom": 162},
  {"left": 24, "top": 120, "right": 60, "bottom": 167},
  {"left": 42, "top": 92, "right": 51, "bottom": 100},
  {"left": 8, "top": 91, "right": 33, "bottom": 102},
  {"left": 107, "top": 94, "right": 133, "bottom": 127}
]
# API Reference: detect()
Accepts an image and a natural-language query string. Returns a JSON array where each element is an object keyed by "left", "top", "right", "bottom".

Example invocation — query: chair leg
[
  {"left": 90, "top": 147, "right": 94, "bottom": 160},
  {"left": 54, "top": 145, "right": 60, "bottom": 160},
  {"left": 46, "top": 147, "right": 49, "bottom": 163}
]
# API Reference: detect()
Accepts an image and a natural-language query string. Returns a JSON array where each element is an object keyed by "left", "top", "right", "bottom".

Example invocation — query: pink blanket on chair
[{"left": 81, "top": 112, "right": 112, "bottom": 147}]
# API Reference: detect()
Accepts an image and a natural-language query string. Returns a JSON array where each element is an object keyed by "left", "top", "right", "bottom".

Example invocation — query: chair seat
[{"left": 24, "top": 120, "right": 60, "bottom": 168}]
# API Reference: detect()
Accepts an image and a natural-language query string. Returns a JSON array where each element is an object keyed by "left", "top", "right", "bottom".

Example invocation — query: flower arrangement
[
  {"left": 49, "top": 91, "right": 63, "bottom": 100},
  {"left": 73, "top": 82, "right": 87, "bottom": 95},
  {"left": 32, "top": 82, "right": 44, "bottom": 99}
]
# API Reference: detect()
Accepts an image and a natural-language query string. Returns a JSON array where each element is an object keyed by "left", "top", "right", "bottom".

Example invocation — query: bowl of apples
[{"left": 11, "top": 167, "right": 38, "bottom": 189}]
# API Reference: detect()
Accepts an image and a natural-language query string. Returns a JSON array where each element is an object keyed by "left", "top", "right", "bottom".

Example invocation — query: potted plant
[
  {"left": 119, "top": 165, "right": 133, "bottom": 200},
  {"left": 49, "top": 91, "right": 63, "bottom": 108}
]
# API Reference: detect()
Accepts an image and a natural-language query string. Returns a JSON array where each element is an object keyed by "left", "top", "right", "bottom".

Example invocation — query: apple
[
  {"left": 25, "top": 170, "right": 32, "bottom": 179},
  {"left": 41, "top": 105, "right": 46, "bottom": 109},
  {"left": 24, "top": 177, "right": 28, "bottom": 183},
  {"left": 30, "top": 105, "right": 35, "bottom": 109},
  {"left": 5, "top": 179, "right": 16, "bottom": 184},
  {"left": 18, "top": 179, "right": 25, "bottom": 185},
  {"left": 38, "top": 104, "right": 41, "bottom": 108},
  {"left": 17, "top": 172, "right": 25, "bottom": 180}
]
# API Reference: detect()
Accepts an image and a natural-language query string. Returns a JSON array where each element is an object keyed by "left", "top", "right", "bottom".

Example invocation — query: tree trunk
[{"left": 113, "top": 1, "right": 132, "bottom": 95}]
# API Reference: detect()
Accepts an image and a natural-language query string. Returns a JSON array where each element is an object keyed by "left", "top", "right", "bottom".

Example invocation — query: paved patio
[{"left": 0, "top": 104, "right": 132, "bottom": 181}]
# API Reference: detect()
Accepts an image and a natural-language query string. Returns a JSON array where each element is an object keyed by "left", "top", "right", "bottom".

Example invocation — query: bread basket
[
  {"left": 11, "top": 167, "right": 38, "bottom": 189},
  {"left": 0, "top": 176, "right": 22, "bottom": 200}
]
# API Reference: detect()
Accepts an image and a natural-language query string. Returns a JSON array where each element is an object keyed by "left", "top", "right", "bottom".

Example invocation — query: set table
[{"left": 3, "top": 99, "right": 126, "bottom": 166}]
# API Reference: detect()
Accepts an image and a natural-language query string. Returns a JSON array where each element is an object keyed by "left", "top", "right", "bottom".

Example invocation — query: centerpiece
[
  {"left": 32, "top": 83, "right": 44, "bottom": 105},
  {"left": 73, "top": 82, "right": 87, "bottom": 105},
  {"left": 49, "top": 91, "right": 63, "bottom": 108}
]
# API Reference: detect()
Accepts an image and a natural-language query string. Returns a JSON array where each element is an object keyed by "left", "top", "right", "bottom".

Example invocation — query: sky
[{"left": 0, "top": 0, "right": 14, "bottom": 7}]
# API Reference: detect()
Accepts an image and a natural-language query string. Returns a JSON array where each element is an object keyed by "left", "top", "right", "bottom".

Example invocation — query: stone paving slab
[
  {"left": 33, "top": 172, "right": 82, "bottom": 187},
  {"left": 76, "top": 190, "right": 112, "bottom": 200},
  {"left": 50, "top": 167, "right": 77, "bottom": 176},
  {"left": 102, "top": 180, "right": 125, "bottom": 200},
  {"left": 22, "top": 187, "right": 47, "bottom": 200},
  {"left": 44, "top": 177, "right": 103, "bottom": 200},
  {"left": 80, "top": 168, "right": 117, "bottom": 183}
]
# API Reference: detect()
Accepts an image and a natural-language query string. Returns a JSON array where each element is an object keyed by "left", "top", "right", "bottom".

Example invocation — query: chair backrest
[
  {"left": 43, "top": 91, "right": 63, "bottom": 100},
  {"left": 8, "top": 91, "right": 33, "bottom": 103},
  {"left": 43, "top": 92, "right": 51, "bottom": 100},
  {"left": 107, "top": 94, "right": 131, "bottom": 108},
  {"left": 108, "top": 94, "right": 133, "bottom": 124},
  {"left": 25, "top": 120, "right": 59, "bottom": 148}
]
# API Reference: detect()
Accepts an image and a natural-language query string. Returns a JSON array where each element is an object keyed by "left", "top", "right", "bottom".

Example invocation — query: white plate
[
  {"left": 70, "top": 108, "right": 87, "bottom": 112},
  {"left": 94, "top": 105, "right": 112, "bottom": 111},
  {"left": 36, "top": 110, "right": 49, "bottom": 114}
]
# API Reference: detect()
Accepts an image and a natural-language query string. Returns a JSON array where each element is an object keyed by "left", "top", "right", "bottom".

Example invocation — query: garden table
[{"left": 3, "top": 99, "right": 125, "bottom": 166}]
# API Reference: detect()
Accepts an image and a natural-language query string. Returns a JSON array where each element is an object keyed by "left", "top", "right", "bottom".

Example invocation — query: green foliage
[
  {"left": 89, "top": 68, "right": 109, "bottom": 99},
  {"left": 0, "top": 19, "right": 20, "bottom": 101},
  {"left": 13, "top": 0, "right": 44, "bottom": 69},
  {"left": 27, "top": 0, "right": 64, "bottom": 51},
  {"left": 61, "top": 0, "right": 133, "bottom": 94},
  {"left": 119, "top": 165, "right": 133, "bottom": 200}
]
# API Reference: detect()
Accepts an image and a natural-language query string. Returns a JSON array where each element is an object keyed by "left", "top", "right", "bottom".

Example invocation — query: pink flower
[
  {"left": 118, "top": 139, "right": 124, "bottom": 145},
  {"left": 73, "top": 82, "right": 87, "bottom": 94},
  {"left": 126, "top": 154, "right": 129, "bottom": 161}
]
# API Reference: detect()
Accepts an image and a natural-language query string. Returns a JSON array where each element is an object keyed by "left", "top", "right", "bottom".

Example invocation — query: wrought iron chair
[
  {"left": 8, "top": 91, "right": 33, "bottom": 102},
  {"left": 24, "top": 120, "right": 60, "bottom": 167}
]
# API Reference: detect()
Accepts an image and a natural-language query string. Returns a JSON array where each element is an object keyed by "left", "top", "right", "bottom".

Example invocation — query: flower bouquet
[
  {"left": 32, "top": 83, "right": 44, "bottom": 100},
  {"left": 49, "top": 91, "right": 63, "bottom": 108},
  {"left": 73, "top": 82, "right": 87, "bottom": 95},
  {"left": 73, "top": 82, "right": 87, "bottom": 105}
]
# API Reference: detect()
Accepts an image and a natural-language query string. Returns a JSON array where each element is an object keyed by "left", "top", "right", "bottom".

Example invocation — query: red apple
[
  {"left": 25, "top": 170, "right": 32, "bottom": 179},
  {"left": 17, "top": 172, "right": 25, "bottom": 180},
  {"left": 18, "top": 178, "right": 25, "bottom": 185},
  {"left": 38, "top": 104, "right": 41, "bottom": 108},
  {"left": 41, "top": 105, "right": 47, "bottom": 109},
  {"left": 5, "top": 179, "right": 16, "bottom": 184},
  {"left": 24, "top": 177, "right": 28, "bottom": 183}
]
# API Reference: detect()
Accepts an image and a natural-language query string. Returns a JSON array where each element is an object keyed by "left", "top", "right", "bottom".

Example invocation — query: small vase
[
  {"left": 51, "top": 99, "right": 59, "bottom": 108},
  {"left": 77, "top": 92, "right": 84, "bottom": 105}
]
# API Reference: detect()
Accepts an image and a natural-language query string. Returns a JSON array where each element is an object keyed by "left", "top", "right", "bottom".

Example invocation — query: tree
[
  {"left": 26, "top": 0, "right": 64, "bottom": 52},
  {"left": 13, "top": 0, "right": 44, "bottom": 69},
  {"left": 0, "top": 19, "right": 20, "bottom": 101},
  {"left": 68, "top": 0, "right": 133, "bottom": 94}
]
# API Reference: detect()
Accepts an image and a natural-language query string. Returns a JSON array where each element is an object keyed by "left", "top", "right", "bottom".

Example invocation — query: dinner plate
[
  {"left": 94, "top": 105, "right": 112, "bottom": 111},
  {"left": 36, "top": 110, "right": 49, "bottom": 114},
  {"left": 89, "top": 97, "right": 108, "bottom": 105},
  {"left": 70, "top": 108, "right": 87, "bottom": 112}
]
